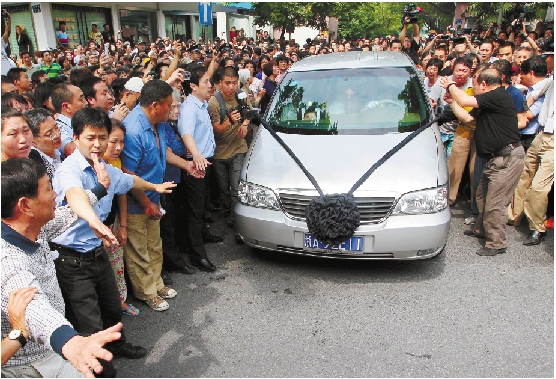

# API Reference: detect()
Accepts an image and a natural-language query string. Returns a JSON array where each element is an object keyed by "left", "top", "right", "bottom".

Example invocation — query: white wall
[
  {"left": 31, "top": 3, "right": 57, "bottom": 50},
  {"left": 274, "top": 26, "right": 320, "bottom": 44},
  {"left": 216, "top": 12, "right": 227, "bottom": 41}
]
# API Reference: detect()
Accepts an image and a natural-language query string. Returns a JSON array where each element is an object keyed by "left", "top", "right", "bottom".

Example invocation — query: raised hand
[{"left": 91, "top": 153, "right": 110, "bottom": 189}]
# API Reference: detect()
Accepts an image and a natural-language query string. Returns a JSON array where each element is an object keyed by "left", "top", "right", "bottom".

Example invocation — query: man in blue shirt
[
  {"left": 52, "top": 107, "right": 176, "bottom": 372},
  {"left": 508, "top": 57, "right": 550, "bottom": 232},
  {"left": 518, "top": 57, "right": 547, "bottom": 151},
  {"left": 121, "top": 80, "right": 180, "bottom": 311},
  {"left": 178, "top": 64, "right": 219, "bottom": 272},
  {"left": 51, "top": 83, "right": 88, "bottom": 159}
]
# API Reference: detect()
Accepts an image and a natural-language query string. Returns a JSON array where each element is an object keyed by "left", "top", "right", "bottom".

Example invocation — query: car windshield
[{"left": 266, "top": 67, "right": 431, "bottom": 135}]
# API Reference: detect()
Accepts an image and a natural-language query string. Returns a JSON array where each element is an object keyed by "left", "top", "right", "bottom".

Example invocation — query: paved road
[{"left": 114, "top": 203, "right": 553, "bottom": 377}]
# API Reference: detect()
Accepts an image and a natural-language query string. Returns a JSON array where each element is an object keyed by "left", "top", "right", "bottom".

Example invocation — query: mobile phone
[{"left": 104, "top": 43, "right": 109, "bottom": 56}]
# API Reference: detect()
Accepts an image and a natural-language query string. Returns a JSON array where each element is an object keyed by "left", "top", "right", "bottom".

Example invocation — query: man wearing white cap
[{"left": 108, "top": 77, "right": 143, "bottom": 120}]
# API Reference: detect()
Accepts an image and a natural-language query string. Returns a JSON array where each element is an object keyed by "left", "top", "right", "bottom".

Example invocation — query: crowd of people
[{"left": 0, "top": 7, "right": 554, "bottom": 377}]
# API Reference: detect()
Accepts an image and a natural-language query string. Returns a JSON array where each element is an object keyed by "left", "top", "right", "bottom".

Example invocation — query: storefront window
[
  {"left": 119, "top": 9, "right": 158, "bottom": 44},
  {"left": 51, "top": 4, "right": 109, "bottom": 49}
]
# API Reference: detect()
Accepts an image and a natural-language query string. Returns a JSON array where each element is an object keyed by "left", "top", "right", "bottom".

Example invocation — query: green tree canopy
[
  {"left": 463, "top": 2, "right": 552, "bottom": 30},
  {"left": 251, "top": 2, "right": 334, "bottom": 40},
  {"left": 247, "top": 2, "right": 457, "bottom": 41}
]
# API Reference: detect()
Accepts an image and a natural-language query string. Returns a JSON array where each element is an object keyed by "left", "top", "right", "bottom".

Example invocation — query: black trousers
[
  {"left": 160, "top": 182, "right": 189, "bottom": 270},
  {"left": 53, "top": 244, "right": 126, "bottom": 377},
  {"left": 521, "top": 133, "right": 536, "bottom": 152},
  {"left": 182, "top": 166, "right": 212, "bottom": 263}
]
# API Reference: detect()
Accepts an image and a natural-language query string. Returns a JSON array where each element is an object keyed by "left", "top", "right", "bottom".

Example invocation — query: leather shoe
[
  {"left": 523, "top": 230, "right": 546, "bottom": 246},
  {"left": 114, "top": 343, "right": 148, "bottom": 359},
  {"left": 464, "top": 229, "right": 485, "bottom": 239},
  {"left": 202, "top": 233, "right": 223, "bottom": 243},
  {"left": 476, "top": 247, "right": 507, "bottom": 256},
  {"left": 191, "top": 259, "right": 217, "bottom": 272},
  {"left": 172, "top": 263, "right": 196, "bottom": 275},
  {"left": 161, "top": 272, "right": 173, "bottom": 285}
]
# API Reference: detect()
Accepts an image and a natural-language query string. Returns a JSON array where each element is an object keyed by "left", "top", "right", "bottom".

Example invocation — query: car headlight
[
  {"left": 391, "top": 185, "right": 448, "bottom": 215},
  {"left": 238, "top": 181, "right": 281, "bottom": 210}
]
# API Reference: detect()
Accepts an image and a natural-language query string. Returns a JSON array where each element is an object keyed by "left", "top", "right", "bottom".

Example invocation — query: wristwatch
[{"left": 8, "top": 329, "right": 27, "bottom": 347}]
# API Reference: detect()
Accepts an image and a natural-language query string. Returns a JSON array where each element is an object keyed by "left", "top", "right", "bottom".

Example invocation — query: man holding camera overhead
[
  {"left": 208, "top": 65, "right": 250, "bottom": 245},
  {"left": 399, "top": 5, "right": 421, "bottom": 65}
]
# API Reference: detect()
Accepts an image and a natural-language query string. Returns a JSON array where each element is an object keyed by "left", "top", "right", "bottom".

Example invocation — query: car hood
[{"left": 245, "top": 128, "right": 440, "bottom": 196}]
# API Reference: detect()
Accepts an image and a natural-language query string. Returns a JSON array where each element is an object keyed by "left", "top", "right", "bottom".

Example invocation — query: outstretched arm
[{"left": 61, "top": 323, "right": 123, "bottom": 378}]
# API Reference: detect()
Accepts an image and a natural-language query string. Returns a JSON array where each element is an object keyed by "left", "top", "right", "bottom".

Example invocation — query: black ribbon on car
[{"left": 252, "top": 113, "right": 440, "bottom": 246}]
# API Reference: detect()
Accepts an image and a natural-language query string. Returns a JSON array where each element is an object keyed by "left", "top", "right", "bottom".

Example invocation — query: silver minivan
[{"left": 235, "top": 51, "right": 450, "bottom": 259}]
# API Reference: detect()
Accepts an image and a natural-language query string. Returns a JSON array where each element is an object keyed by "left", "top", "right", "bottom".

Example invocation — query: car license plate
[{"left": 304, "top": 233, "right": 363, "bottom": 252}]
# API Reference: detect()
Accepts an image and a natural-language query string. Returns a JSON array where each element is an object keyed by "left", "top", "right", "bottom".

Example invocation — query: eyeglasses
[{"left": 38, "top": 126, "right": 61, "bottom": 140}]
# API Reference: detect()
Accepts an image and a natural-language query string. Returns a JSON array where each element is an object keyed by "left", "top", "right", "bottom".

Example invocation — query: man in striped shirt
[{"left": 39, "top": 51, "right": 61, "bottom": 78}]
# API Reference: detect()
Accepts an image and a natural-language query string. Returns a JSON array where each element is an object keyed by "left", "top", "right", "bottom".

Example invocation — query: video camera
[
  {"left": 403, "top": 3, "right": 422, "bottom": 25},
  {"left": 514, "top": 13, "right": 526, "bottom": 33},
  {"left": 537, "top": 34, "right": 554, "bottom": 51}
]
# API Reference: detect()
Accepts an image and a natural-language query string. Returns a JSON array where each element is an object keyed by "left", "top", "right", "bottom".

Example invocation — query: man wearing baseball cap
[
  {"left": 109, "top": 77, "right": 144, "bottom": 119},
  {"left": 188, "top": 44, "right": 203, "bottom": 64}
]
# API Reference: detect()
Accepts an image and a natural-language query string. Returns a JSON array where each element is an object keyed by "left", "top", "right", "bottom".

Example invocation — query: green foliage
[
  {"left": 335, "top": 3, "right": 405, "bottom": 40},
  {"left": 333, "top": 2, "right": 455, "bottom": 40},
  {"left": 463, "top": 2, "right": 552, "bottom": 30},
  {"left": 417, "top": 3, "right": 456, "bottom": 32},
  {"left": 251, "top": 2, "right": 334, "bottom": 39}
]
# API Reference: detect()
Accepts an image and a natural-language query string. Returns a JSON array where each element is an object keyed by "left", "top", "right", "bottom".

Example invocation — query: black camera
[
  {"left": 514, "top": 13, "right": 526, "bottom": 32},
  {"left": 537, "top": 34, "right": 554, "bottom": 51},
  {"left": 229, "top": 93, "right": 250, "bottom": 123},
  {"left": 403, "top": 3, "right": 422, "bottom": 24}
]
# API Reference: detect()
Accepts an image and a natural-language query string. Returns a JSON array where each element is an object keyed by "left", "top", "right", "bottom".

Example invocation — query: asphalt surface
[{"left": 114, "top": 202, "right": 553, "bottom": 377}]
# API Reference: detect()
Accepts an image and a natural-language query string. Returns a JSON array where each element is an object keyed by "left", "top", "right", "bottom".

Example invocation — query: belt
[
  {"left": 482, "top": 141, "right": 521, "bottom": 160},
  {"left": 49, "top": 242, "right": 105, "bottom": 260}
]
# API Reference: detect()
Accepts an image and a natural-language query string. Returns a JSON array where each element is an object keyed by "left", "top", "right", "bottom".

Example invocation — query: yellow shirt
[
  {"left": 105, "top": 157, "right": 121, "bottom": 169},
  {"left": 455, "top": 87, "right": 477, "bottom": 140}
]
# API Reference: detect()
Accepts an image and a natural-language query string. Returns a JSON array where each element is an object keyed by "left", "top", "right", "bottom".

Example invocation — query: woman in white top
[{"left": 423, "top": 57, "right": 443, "bottom": 105}]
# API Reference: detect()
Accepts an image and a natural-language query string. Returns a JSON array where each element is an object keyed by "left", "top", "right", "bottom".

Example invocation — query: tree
[
  {"left": 332, "top": 2, "right": 456, "bottom": 41},
  {"left": 251, "top": 2, "right": 334, "bottom": 40},
  {"left": 417, "top": 3, "right": 456, "bottom": 33},
  {"left": 463, "top": 2, "right": 551, "bottom": 31},
  {"left": 334, "top": 2, "right": 402, "bottom": 40}
]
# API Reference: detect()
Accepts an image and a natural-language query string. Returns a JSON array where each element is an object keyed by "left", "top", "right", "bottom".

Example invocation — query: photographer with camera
[
  {"left": 509, "top": 17, "right": 539, "bottom": 55},
  {"left": 208, "top": 66, "right": 250, "bottom": 244},
  {"left": 399, "top": 4, "right": 421, "bottom": 65}
]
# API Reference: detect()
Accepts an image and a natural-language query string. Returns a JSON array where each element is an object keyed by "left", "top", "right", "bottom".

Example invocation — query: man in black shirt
[
  {"left": 399, "top": 16, "right": 420, "bottom": 65},
  {"left": 441, "top": 69, "right": 525, "bottom": 256}
]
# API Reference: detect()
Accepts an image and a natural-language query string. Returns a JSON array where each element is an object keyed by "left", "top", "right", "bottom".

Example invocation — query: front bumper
[{"left": 235, "top": 204, "right": 450, "bottom": 260}]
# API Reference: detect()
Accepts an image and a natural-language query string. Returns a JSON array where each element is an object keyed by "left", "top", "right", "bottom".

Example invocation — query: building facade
[{"left": 3, "top": 2, "right": 257, "bottom": 56}]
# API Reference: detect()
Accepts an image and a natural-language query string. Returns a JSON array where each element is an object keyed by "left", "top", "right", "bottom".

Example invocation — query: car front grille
[
  {"left": 276, "top": 245, "right": 395, "bottom": 259},
  {"left": 279, "top": 193, "right": 396, "bottom": 223}
]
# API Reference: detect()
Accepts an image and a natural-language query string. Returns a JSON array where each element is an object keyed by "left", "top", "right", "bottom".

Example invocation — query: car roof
[{"left": 288, "top": 51, "right": 415, "bottom": 72}]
